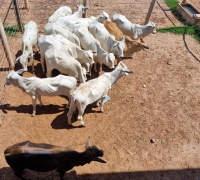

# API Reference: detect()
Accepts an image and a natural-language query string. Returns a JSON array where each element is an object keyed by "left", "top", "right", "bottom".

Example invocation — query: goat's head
[
  {"left": 97, "top": 11, "right": 111, "bottom": 23},
  {"left": 106, "top": 53, "right": 115, "bottom": 69},
  {"left": 139, "top": 38, "right": 149, "bottom": 50},
  {"left": 5, "top": 69, "right": 24, "bottom": 86},
  {"left": 84, "top": 136, "right": 106, "bottom": 164},
  {"left": 76, "top": 4, "right": 89, "bottom": 16},
  {"left": 117, "top": 61, "right": 133, "bottom": 76},
  {"left": 148, "top": 21, "right": 156, "bottom": 34},
  {"left": 110, "top": 36, "right": 125, "bottom": 58},
  {"left": 15, "top": 52, "right": 30, "bottom": 71},
  {"left": 86, "top": 50, "right": 94, "bottom": 65}
]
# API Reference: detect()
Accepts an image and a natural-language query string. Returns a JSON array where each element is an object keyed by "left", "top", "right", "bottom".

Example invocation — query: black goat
[{"left": 4, "top": 137, "right": 106, "bottom": 180}]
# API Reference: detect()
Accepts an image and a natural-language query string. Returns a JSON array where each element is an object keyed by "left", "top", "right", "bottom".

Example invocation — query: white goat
[
  {"left": 48, "top": 6, "right": 72, "bottom": 23},
  {"left": 54, "top": 4, "right": 88, "bottom": 31},
  {"left": 15, "top": 21, "right": 38, "bottom": 73},
  {"left": 44, "top": 23, "right": 80, "bottom": 46},
  {"left": 38, "top": 35, "right": 86, "bottom": 83},
  {"left": 74, "top": 26, "right": 116, "bottom": 72},
  {"left": 58, "top": 11, "right": 111, "bottom": 32},
  {"left": 112, "top": 14, "right": 156, "bottom": 39},
  {"left": 67, "top": 61, "right": 133, "bottom": 126},
  {"left": 54, "top": 35, "right": 94, "bottom": 74},
  {"left": 5, "top": 70, "right": 77, "bottom": 116},
  {"left": 88, "top": 21, "right": 125, "bottom": 57}
]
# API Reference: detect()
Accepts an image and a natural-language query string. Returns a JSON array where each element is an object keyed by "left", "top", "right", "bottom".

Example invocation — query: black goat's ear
[{"left": 85, "top": 136, "right": 91, "bottom": 149}]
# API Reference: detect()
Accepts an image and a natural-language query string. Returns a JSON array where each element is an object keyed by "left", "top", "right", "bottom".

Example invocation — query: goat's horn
[{"left": 93, "top": 157, "right": 106, "bottom": 163}]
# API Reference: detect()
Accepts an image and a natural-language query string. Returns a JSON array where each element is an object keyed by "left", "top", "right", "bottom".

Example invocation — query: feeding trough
[{"left": 177, "top": 3, "right": 200, "bottom": 25}]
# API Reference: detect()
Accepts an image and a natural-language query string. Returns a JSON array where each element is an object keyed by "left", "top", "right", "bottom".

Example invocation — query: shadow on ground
[{"left": 0, "top": 167, "right": 199, "bottom": 180}]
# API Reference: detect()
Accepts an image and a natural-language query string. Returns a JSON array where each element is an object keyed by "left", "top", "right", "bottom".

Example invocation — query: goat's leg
[
  {"left": 40, "top": 51, "right": 46, "bottom": 74},
  {"left": 99, "top": 64, "right": 102, "bottom": 71},
  {"left": 66, "top": 97, "right": 71, "bottom": 109},
  {"left": 38, "top": 95, "right": 43, "bottom": 107},
  {"left": 99, "top": 96, "right": 107, "bottom": 112},
  {"left": 31, "top": 51, "right": 34, "bottom": 73},
  {"left": 67, "top": 100, "right": 75, "bottom": 126},
  {"left": 46, "top": 68, "right": 52, "bottom": 77},
  {"left": 88, "top": 63, "right": 93, "bottom": 76},
  {"left": 94, "top": 62, "right": 97, "bottom": 72},
  {"left": 77, "top": 104, "right": 85, "bottom": 126},
  {"left": 32, "top": 96, "right": 37, "bottom": 116},
  {"left": 58, "top": 170, "right": 65, "bottom": 180}
]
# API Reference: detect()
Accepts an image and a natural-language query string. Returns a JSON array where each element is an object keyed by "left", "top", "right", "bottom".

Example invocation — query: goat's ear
[
  {"left": 16, "top": 69, "right": 25, "bottom": 75},
  {"left": 121, "top": 36, "right": 125, "bottom": 42},
  {"left": 85, "top": 136, "right": 91, "bottom": 149}
]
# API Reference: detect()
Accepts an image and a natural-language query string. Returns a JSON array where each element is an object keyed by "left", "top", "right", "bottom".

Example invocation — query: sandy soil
[{"left": 0, "top": 0, "right": 200, "bottom": 179}]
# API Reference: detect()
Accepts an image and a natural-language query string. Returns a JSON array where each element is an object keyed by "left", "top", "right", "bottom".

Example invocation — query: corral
[{"left": 0, "top": 0, "right": 200, "bottom": 179}]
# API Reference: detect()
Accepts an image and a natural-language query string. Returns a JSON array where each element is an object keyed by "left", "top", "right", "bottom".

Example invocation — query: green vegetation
[
  {"left": 4, "top": 23, "right": 25, "bottom": 36},
  {"left": 4, "top": 24, "right": 19, "bottom": 36},
  {"left": 157, "top": 25, "right": 200, "bottom": 43},
  {"left": 158, "top": 0, "right": 200, "bottom": 43},
  {"left": 164, "top": 0, "right": 179, "bottom": 11}
]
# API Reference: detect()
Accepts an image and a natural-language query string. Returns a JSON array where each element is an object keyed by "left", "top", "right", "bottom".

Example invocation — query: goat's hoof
[
  {"left": 31, "top": 114, "right": 35, "bottom": 117},
  {"left": 80, "top": 121, "right": 85, "bottom": 127}
]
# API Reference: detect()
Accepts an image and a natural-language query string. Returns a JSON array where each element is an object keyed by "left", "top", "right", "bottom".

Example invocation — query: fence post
[
  {"left": 144, "top": 0, "right": 157, "bottom": 25},
  {"left": 13, "top": 0, "right": 23, "bottom": 32},
  {"left": 82, "top": 0, "right": 87, "bottom": 18},
  {"left": 24, "top": 0, "right": 29, "bottom": 9},
  {"left": 0, "top": 18, "right": 14, "bottom": 70}
]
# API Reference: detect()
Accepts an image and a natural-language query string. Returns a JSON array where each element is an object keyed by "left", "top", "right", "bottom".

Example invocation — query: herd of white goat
[{"left": 5, "top": 4, "right": 156, "bottom": 126}]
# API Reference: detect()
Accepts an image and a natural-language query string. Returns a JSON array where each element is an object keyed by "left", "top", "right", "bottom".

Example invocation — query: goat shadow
[
  {"left": 0, "top": 167, "right": 78, "bottom": 180},
  {"left": 51, "top": 101, "right": 103, "bottom": 130},
  {"left": 1, "top": 103, "right": 66, "bottom": 115},
  {"left": 1, "top": 166, "right": 200, "bottom": 180}
]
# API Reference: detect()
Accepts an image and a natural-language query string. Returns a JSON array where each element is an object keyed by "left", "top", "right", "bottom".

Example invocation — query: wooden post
[
  {"left": 13, "top": 0, "right": 23, "bottom": 32},
  {"left": 82, "top": 0, "right": 87, "bottom": 18},
  {"left": 144, "top": 0, "right": 157, "bottom": 25},
  {"left": 24, "top": 0, "right": 29, "bottom": 9},
  {"left": 0, "top": 18, "right": 14, "bottom": 70}
]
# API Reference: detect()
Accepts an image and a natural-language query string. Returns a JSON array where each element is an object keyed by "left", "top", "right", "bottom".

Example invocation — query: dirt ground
[{"left": 1, "top": 0, "right": 200, "bottom": 179}]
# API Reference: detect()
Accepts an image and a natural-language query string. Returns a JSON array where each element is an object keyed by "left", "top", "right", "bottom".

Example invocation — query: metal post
[
  {"left": 144, "top": 0, "right": 157, "bottom": 25},
  {"left": 13, "top": 0, "right": 23, "bottom": 32},
  {"left": 82, "top": 0, "right": 87, "bottom": 18},
  {"left": 0, "top": 18, "right": 14, "bottom": 70}
]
